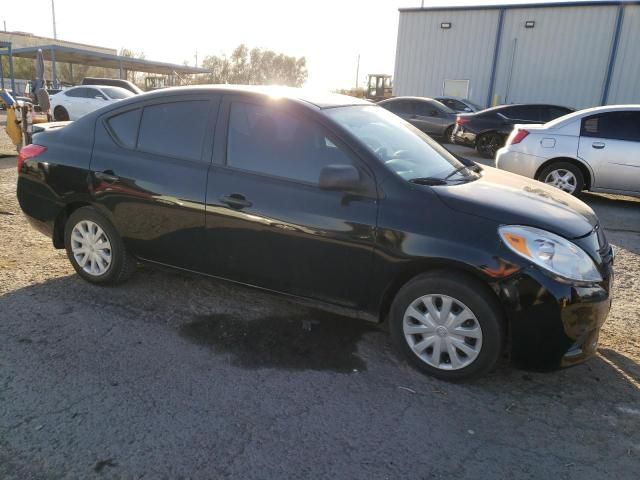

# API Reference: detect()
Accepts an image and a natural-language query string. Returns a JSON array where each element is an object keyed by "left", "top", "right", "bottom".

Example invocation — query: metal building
[{"left": 393, "top": 1, "right": 640, "bottom": 109}]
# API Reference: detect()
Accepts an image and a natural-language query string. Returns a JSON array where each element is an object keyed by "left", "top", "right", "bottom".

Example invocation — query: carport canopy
[{"left": 9, "top": 44, "right": 211, "bottom": 77}]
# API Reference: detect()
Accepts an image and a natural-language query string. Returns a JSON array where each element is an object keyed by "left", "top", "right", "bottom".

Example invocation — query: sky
[{"left": 1, "top": 0, "right": 583, "bottom": 90}]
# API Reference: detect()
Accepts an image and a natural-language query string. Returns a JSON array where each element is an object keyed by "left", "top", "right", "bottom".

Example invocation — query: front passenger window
[{"left": 227, "top": 102, "right": 355, "bottom": 184}]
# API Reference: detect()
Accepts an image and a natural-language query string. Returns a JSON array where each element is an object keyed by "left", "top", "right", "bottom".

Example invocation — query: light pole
[{"left": 51, "top": 0, "right": 57, "bottom": 39}]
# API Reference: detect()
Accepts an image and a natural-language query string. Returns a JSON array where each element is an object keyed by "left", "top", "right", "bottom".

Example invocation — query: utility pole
[
  {"left": 3, "top": 21, "right": 6, "bottom": 32},
  {"left": 355, "top": 54, "right": 360, "bottom": 89},
  {"left": 51, "top": 0, "right": 57, "bottom": 39},
  {"left": 195, "top": 49, "right": 198, "bottom": 68}
]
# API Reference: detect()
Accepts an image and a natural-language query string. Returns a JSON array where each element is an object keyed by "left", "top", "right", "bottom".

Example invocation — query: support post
[
  {"left": 486, "top": 9, "right": 505, "bottom": 108},
  {"left": 119, "top": 61, "right": 123, "bottom": 79},
  {"left": 601, "top": 4, "right": 625, "bottom": 105},
  {"left": 8, "top": 43, "right": 16, "bottom": 93},
  {"left": 51, "top": 48, "right": 58, "bottom": 88}
]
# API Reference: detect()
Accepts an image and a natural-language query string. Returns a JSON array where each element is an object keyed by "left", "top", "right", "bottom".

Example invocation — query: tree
[
  {"left": 199, "top": 44, "right": 307, "bottom": 87},
  {"left": 118, "top": 48, "right": 146, "bottom": 85}
]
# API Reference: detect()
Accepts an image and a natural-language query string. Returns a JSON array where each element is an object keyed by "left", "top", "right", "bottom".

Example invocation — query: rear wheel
[
  {"left": 536, "top": 161, "right": 584, "bottom": 195},
  {"left": 441, "top": 125, "right": 454, "bottom": 144},
  {"left": 476, "top": 132, "right": 504, "bottom": 159},
  {"left": 53, "top": 106, "right": 69, "bottom": 121},
  {"left": 64, "top": 207, "right": 136, "bottom": 285},
  {"left": 389, "top": 272, "right": 504, "bottom": 380}
]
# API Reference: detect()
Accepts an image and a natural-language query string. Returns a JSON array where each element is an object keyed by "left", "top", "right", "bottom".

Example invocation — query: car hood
[{"left": 434, "top": 166, "right": 598, "bottom": 239}]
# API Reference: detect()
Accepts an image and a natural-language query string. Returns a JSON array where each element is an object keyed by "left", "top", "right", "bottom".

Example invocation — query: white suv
[{"left": 496, "top": 105, "right": 640, "bottom": 196}]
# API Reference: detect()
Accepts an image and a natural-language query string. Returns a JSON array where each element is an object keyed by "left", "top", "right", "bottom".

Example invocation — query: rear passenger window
[
  {"left": 137, "top": 101, "right": 209, "bottom": 160},
  {"left": 227, "top": 102, "right": 355, "bottom": 184},
  {"left": 107, "top": 109, "right": 141, "bottom": 148},
  {"left": 581, "top": 112, "right": 640, "bottom": 142}
]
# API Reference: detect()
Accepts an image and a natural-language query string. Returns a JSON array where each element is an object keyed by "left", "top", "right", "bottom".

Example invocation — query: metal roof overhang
[
  {"left": 7, "top": 45, "right": 211, "bottom": 75},
  {"left": 399, "top": 1, "right": 640, "bottom": 12}
]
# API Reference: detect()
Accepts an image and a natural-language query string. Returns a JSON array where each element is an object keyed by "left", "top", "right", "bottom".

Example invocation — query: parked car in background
[
  {"left": 435, "top": 96, "right": 483, "bottom": 113},
  {"left": 51, "top": 85, "right": 135, "bottom": 121},
  {"left": 453, "top": 104, "right": 575, "bottom": 159},
  {"left": 82, "top": 77, "right": 143, "bottom": 95},
  {"left": 378, "top": 96, "right": 457, "bottom": 142},
  {"left": 17, "top": 86, "right": 614, "bottom": 380},
  {"left": 496, "top": 105, "right": 640, "bottom": 196}
]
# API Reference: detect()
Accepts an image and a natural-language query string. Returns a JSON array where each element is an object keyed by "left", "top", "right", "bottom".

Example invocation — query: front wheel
[
  {"left": 64, "top": 207, "right": 136, "bottom": 285},
  {"left": 389, "top": 272, "right": 504, "bottom": 380},
  {"left": 476, "top": 133, "right": 504, "bottom": 159},
  {"left": 441, "top": 125, "right": 454, "bottom": 144}
]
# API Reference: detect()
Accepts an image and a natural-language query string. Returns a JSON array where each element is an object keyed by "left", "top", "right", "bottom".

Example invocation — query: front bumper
[
  {"left": 452, "top": 125, "right": 477, "bottom": 147},
  {"left": 497, "top": 258, "right": 613, "bottom": 370}
]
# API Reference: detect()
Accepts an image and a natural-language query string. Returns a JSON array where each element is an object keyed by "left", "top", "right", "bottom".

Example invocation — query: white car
[
  {"left": 51, "top": 85, "right": 134, "bottom": 121},
  {"left": 496, "top": 105, "right": 640, "bottom": 196}
]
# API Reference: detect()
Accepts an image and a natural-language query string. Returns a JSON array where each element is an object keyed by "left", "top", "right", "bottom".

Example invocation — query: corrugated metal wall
[
  {"left": 393, "top": 10, "right": 500, "bottom": 106},
  {"left": 394, "top": 4, "right": 640, "bottom": 109},
  {"left": 607, "top": 5, "right": 640, "bottom": 104},
  {"left": 492, "top": 5, "right": 618, "bottom": 109}
]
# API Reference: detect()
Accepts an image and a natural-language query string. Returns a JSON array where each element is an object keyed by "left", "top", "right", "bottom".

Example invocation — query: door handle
[
  {"left": 592, "top": 142, "right": 605, "bottom": 149},
  {"left": 94, "top": 170, "right": 119, "bottom": 182},
  {"left": 220, "top": 194, "right": 252, "bottom": 209}
]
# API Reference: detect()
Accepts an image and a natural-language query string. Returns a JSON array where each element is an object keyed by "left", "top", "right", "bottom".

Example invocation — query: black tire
[
  {"left": 476, "top": 132, "right": 504, "bottom": 159},
  {"left": 441, "top": 125, "right": 454, "bottom": 144},
  {"left": 64, "top": 207, "right": 136, "bottom": 285},
  {"left": 54, "top": 106, "right": 69, "bottom": 121},
  {"left": 536, "top": 161, "right": 585, "bottom": 195},
  {"left": 389, "top": 271, "right": 504, "bottom": 381}
]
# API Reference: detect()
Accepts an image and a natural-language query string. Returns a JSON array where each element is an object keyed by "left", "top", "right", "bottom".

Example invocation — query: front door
[
  {"left": 412, "top": 100, "right": 447, "bottom": 135},
  {"left": 205, "top": 97, "right": 378, "bottom": 308},
  {"left": 578, "top": 111, "right": 640, "bottom": 193},
  {"left": 90, "top": 95, "right": 219, "bottom": 270}
]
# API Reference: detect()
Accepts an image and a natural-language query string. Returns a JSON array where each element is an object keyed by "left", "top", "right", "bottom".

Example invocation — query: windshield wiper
[
  {"left": 409, "top": 177, "right": 447, "bottom": 186},
  {"left": 443, "top": 165, "right": 472, "bottom": 181}
]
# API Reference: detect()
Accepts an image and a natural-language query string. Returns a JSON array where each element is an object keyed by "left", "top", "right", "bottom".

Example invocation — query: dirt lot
[{"left": 1, "top": 141, "right": 639, "bottom": 478}]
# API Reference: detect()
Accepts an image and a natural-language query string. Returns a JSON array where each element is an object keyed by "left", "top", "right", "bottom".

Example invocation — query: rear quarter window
[{"left": 106, "top": 109, "right": 141, "bottom": 148}]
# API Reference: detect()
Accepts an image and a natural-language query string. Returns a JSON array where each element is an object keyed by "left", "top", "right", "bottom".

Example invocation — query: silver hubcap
[
  {"left": 403, "top": 294, "right": 483, "bottom": 370},
  {"left": 71, "top": 220, "right": 112, "bottom": 276},
  {"left": 544, "top": 169, "right": 577, "bottom": 193}
]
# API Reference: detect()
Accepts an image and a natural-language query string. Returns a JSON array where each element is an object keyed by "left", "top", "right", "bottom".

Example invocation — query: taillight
[
  {"left": 509, "top": 129, "right": 529, "bottom": 145},
  {"left": 456, "top": 117, "right": 470, "bottom": 126},
  {"left": 17, "top": 144, "right": 47, "bottom": 173}
]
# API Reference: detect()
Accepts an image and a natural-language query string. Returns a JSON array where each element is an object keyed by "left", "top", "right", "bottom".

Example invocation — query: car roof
[
  {"left": 380, "top": 96, "right": 436, "bottom": 103},
  {"left": 118, "top": 85, "right": 372, "bottom": 109},
  {"left": 545, "top": 104, "right": 640, "bottom": 127}
]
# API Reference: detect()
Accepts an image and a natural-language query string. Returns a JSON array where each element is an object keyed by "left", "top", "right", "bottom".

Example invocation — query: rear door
[
  {"left": 578, "top": 111, "right": 640, "bottom": 193},
  {"left": 90, "top": 94, "right": 219, "bottom": 270},
  {"left": 204, "top": 96, "right": 379, "bottom": 308},
  {"left": 63, "top": 87, "right": 90, "bottom": 119}
]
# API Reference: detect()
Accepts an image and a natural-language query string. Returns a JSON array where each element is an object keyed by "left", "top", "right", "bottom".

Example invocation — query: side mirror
[
  {"left": 319, "top": 165, "right": 362, "bottom": 192},
  {"left": 464, "top": 107, "right": 472, "bottom": 112}
]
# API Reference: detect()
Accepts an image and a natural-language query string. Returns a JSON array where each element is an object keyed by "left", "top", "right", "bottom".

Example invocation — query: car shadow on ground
[{"left": 2, "top": 268, "right": 639, "bottom": 399}]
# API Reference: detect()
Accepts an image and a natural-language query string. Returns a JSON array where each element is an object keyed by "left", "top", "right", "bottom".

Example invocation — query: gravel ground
[{"left": 1, "top": 149, "right": 639, "bottom": 479}]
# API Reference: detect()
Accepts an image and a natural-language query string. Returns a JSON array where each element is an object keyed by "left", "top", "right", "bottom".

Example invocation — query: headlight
[{"left": 499, "top": 225, "right": 602, "bottom": 283}]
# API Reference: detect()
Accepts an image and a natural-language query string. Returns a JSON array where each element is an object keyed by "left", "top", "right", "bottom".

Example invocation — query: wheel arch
[
  {"left": 534, "top": 157, "right": 592, "bottom": 190},
  {"left": 52, "top": 201, "right": 93, "bottom": 248},
  {"left": 377, "top": 260, "right": 504, "bottom": 324}
]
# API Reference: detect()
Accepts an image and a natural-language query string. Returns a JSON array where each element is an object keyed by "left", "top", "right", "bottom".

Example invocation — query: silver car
[
  {"left": 378, "top": 97, "right": 458, "bottom": 142},
  {"left": 496, "top": 105, "right": 640, "bottom": 196}
]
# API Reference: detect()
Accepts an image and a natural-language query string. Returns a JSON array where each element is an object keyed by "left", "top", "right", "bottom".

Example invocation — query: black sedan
[
  {"left": 16, "top": 86, "right": 613, "bottom": 380},
  {"left": 453, "top": 104, "right": 574, "bottom": 158}
]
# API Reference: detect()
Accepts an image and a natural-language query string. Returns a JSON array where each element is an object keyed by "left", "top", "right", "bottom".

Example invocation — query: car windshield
[
  {"left": 324, "top": 105, "right": 473, "bottom": 182},
  {"left": 101, "top": 87, "right": 134, "bottom": 100}
]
